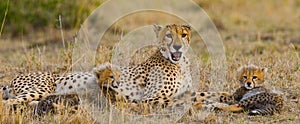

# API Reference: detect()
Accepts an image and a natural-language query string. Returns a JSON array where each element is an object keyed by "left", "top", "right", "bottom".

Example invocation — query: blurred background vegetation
[
  {"left": 1, "top": 0, "right": 300, "bottom": 40},
  {"left": 0, "top": 0, "right": 299, "bottom": 69},
  {"left": 0, "top": 0, "right": 101, "bottom": 38}
]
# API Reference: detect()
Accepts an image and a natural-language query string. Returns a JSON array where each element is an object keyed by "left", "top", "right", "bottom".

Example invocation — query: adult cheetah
[{"left": 94, "top": 24, "right": 193, "bottom": 110}]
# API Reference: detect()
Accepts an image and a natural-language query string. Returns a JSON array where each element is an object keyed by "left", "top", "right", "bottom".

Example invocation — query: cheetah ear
[
  {"left": 153, "top": 24, "right": 162, "bottom": 37},
  {"left": 182, "top": 24, "right": 191, "bottom": 30},
  {"left": 236, "top": 65, "right": 245, "bottom": 76},
  {"left": 261, "top": 67, "right": 268, "bottom": 73}
]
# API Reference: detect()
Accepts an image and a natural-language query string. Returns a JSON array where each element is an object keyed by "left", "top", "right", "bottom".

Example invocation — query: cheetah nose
[
  {"left": 247, "top": 82, "right": 252, "bottom": 86},
  {"left": 173, "top": 45, "right": 181, "bottom": 51}
]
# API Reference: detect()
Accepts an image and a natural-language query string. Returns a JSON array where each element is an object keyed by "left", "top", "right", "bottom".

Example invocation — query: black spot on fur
[{"left": 200, "top": 92, "right": 205, "bottom": 96}]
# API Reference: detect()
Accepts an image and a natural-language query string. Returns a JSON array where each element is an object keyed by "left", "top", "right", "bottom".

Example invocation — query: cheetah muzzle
[{"left": 170, "top": 51, "right": 182, "bottom": 62}]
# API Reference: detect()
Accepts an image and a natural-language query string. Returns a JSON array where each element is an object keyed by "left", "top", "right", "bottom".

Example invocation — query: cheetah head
[
  {"left": 154, "top": 24, "right": 191, "bottom": 63},
  {"left": 237, "top": 64, "right": 267, "bottom": 90},
  {"left": 93, "top": 63, "right": 120, "bottom": 87}
]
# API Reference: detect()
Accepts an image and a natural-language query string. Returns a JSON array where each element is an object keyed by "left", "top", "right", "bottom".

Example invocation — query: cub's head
[
  {"left": 93, "top": 65, "right": 120, "bottom": 87},
  {"left": 237, "top": 64, "right": 267, "bottom": 89},
  {"left": 154, "top": 24, "right": 191, "bottom": 63}
]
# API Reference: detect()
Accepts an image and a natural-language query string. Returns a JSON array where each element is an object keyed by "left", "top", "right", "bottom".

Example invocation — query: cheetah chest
[{"left": 112, "top": 52, "right": 192, "bottom": 102}]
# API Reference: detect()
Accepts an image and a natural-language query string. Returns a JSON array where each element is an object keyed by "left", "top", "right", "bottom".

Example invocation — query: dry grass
[{"left": 0, "top": 0, "right": 299, "bottom": 123}]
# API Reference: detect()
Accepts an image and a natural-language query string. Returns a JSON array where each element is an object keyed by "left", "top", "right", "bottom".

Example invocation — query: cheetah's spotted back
[{"left": 2, "top": 72, "right": 59, "bottom": 105}]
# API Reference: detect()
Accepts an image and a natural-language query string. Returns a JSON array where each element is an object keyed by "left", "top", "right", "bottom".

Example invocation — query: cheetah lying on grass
[
  {"left": 0, "top": 72, "right": 98, "bottom": 116},
  {"left": 214, "top": 64, "right": 284, "bottom": 115}
]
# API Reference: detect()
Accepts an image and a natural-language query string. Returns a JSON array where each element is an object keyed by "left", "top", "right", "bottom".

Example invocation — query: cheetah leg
[
  {"left": 194, "top": 91, "right": 231, "bottom": 102},
  {"left": 219, "top": 92, "right": 236, "bottom": 104},
  {"left": 214, "top": 103, "right": 243, "bottom": 112},
  {"left": 192, "top": 101, "right": 218, "bottom": 111},
  {"left": 143, "top": 96, "right": 174, "bottom": 107},
  {"left": 169, "top": 91, "right": 232, "bottom": 111},
  {"left": 3, "top": 91, "right": 49, "bottom": 106}
]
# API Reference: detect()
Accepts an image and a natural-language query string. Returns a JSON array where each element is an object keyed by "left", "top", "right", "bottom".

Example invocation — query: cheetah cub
[{"left": 215, "top": 64, "right": 284, "bottom": 115}]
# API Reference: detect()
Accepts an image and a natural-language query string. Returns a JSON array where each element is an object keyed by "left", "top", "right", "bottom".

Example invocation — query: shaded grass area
[{"left": 0, "top": 0, "right": 299, "bottom": 123}]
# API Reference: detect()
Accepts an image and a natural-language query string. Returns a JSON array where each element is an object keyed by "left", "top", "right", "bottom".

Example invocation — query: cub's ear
[
  {"left": 153, "top": 24, "right": 162, "bottom": 37},
  {"left": 236, "top": 65, "right": 245, "bottom": 76},
  {"left": 182, "top": 24, "right": 191, "bottom": 30},
  {"left": 261, "top": 67, "right": 268, "bottom": 73}
]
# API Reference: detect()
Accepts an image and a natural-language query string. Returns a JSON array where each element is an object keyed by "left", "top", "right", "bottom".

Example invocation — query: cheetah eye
[
  {"left": 182, "top": 33, "right": 187, "bottom": 38},
  {"left": 243, "top": 76, "right": 247, "bottom": 79},
  {"left": 252, "top": 76, "right": 257, "bottom": 79},
  {"left": 166, "top": 34, "right": 172, "bottom": 39}
]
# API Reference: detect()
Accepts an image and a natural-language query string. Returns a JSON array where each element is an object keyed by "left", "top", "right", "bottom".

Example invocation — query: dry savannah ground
[{"left": 0, "top": 0, "right": 299, "bottom": 123}]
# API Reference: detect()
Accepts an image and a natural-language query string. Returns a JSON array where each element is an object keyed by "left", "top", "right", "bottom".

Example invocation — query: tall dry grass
[{"left": 0, "top": 0, "right": 299, "bottom": 123}]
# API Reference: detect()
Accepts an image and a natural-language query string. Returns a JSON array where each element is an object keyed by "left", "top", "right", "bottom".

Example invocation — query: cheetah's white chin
[{"left": 245, "top": 85, "right": 254, "bottom": 89}]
